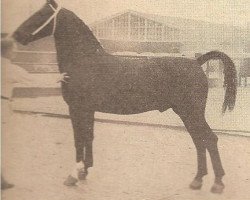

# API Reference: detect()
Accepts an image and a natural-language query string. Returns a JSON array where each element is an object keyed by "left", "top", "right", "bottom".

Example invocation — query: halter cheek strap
[{"left": 31, "top": 4, "right": 62, "bottom": 36}]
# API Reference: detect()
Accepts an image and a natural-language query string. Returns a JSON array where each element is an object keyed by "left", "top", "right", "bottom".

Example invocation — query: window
[{"left": 130, "top": 15, "right": 145, "bottom": 40}]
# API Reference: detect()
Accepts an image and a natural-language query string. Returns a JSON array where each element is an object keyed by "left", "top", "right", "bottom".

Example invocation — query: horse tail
[{"left": 196, "top": 51, "right": 237, "bottom": 113}]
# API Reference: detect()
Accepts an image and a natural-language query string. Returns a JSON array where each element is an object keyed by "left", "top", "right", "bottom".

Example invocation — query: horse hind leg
[
  {"left": 191, "top": 118, "right": 225, "bottom": 193},
  {"left": 189, "top": 135, "right": 207, "bottom": 190},
  {"left": 174, "top": 108, "right": 225, "bottom": 193},
  {"left": 203, "top": 124, "right": 225, "bottom": 193},
  {"left": 177, "top": 114, "right": 208, "bottom": 190}
]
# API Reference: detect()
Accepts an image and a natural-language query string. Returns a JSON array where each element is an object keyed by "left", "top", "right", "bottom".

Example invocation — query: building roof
[
  {"left": 90, "top": 10, "right": 181, "bottom": 30},
  {"left": 90, "top": 9, "right": 241, "bottom": 31}
]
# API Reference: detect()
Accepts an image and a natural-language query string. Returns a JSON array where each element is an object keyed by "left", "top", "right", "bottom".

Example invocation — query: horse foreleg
[{"left": 64, "top": 105, "right": 94, "bottom": 186}]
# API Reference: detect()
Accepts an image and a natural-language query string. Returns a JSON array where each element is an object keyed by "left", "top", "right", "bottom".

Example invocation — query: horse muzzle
[{"left": 12, "top": 30, "right": 33, "bottom": 45}]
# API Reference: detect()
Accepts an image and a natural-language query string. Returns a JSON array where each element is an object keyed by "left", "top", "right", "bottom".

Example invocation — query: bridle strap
[{"left": 31, "top": 4, "right": 61, "bottom": 36}]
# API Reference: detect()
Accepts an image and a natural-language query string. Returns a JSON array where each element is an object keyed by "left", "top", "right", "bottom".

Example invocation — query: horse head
[{"left": 12, "top": 0, "right": 61, "bottom": 45}]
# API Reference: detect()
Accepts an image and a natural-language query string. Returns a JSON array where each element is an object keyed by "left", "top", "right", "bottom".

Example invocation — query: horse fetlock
[
  {"left": 195, "top": 173, "right": 206, "bottom": 181},
  {"left": 77, "top": 168, "right": 88, "bottom": 180},
  {"left": 215, "top": 176, "right": 224, "bottom": 184}
]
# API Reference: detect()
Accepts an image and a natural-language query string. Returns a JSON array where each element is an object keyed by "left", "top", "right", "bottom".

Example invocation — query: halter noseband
[{"left": 31, "top": 3, "right": 62, "bottom": 36}]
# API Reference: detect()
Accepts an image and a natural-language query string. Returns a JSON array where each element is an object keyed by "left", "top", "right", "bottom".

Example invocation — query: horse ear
[{"left": 46, "top": 0, "right": 58, "bottom": 8}]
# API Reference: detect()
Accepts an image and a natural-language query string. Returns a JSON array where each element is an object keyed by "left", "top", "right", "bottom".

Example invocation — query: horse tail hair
[{"left": 196, "top": 51, "right": 237, "bottom": 113}]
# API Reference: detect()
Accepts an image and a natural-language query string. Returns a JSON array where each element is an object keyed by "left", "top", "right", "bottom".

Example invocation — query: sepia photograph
[{"left": 1, "top": 0, "right": 250, "bottom": 199}]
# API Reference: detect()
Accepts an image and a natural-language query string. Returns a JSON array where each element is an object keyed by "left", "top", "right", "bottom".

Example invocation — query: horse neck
[{"left": 54, "top": 9, "right": 102, "bottom": 72}]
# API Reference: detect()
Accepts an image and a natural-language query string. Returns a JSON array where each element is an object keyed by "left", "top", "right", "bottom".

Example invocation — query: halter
[{"left": 31, "top": 3, "right": 62, "bottom": 36}]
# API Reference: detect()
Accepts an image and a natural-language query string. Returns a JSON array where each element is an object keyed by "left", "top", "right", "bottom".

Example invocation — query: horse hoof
[
  {"left": 78, "top": 169, "right": 88, "bottom": 180},
  {"left": 210, "top": 182, "right": 225, "bottom": 194},
  {"left": 189, "top": 179, "right": 202, "bottom": 190},
  {"left": 63, "top": 175, "right": 78, "bottom": 186}
]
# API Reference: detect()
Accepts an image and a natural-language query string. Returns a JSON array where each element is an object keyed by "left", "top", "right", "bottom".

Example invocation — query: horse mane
[{"left": 54, "top": 8, "right": 103, "bottom": 71}]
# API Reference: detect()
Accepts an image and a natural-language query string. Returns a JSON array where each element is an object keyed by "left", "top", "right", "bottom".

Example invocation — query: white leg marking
[{"left": 71, "top": 161, "right": 85, "bottom": 178}]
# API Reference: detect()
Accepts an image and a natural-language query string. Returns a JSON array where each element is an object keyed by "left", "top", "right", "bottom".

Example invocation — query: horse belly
[{"left": 97, "top": 92, "right": 163, "bottom": 114}]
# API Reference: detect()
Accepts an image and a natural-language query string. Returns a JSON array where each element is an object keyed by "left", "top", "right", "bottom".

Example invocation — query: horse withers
[{"left": 12, "top": 0, "right": 237, "bottom": 194}]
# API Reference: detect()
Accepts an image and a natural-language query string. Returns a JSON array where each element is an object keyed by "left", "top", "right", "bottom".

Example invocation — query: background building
[
  {"left": 91, "top": 10, "right": 183, "bottom": 53},
  {"left": 90, "top": 10, "right": 246, "bottom": 54}
]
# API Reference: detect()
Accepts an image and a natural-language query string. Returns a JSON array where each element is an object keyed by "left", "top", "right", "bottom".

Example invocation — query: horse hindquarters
[{"left": 171, "top": 69, "right": 225, "bottom": 191}]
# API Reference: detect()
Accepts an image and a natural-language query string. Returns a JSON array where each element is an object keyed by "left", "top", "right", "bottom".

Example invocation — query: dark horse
[{"left": 13, "top": 0, "right": 237, "bottom": 193}]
